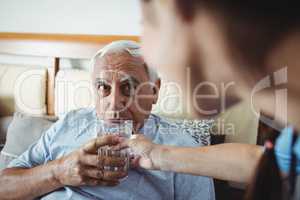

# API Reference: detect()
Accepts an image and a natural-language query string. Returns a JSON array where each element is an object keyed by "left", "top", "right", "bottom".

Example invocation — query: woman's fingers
[
  {"left": 130, "top": 156, "right": 141, "bottom": 168},
  {"left": 113, "top": 134, "right": 149, "bottom": 151}
]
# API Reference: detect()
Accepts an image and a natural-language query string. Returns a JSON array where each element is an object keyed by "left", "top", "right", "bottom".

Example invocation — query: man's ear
[{"left": 152, "top": 79, "right": 161, "bottom": 104}]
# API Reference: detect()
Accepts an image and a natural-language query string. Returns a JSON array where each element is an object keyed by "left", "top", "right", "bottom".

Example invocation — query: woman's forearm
[{"left": 152, "top": 143, "right": 263, "bottom": 183}]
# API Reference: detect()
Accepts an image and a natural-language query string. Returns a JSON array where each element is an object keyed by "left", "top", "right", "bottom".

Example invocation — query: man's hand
[
  {"left": 115, "top": 134, "right": 161, "bottom": 170},
  {"left": 54, "top": 135, "right": 127, "bottom": 187}
]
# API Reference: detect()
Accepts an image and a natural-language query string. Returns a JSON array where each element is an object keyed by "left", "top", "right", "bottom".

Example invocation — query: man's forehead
[
  {"left": 93, "top": 53, "right": 148, "bottom": 81},
  {"left": 95, "top": 52, "right": 144, "bottom": 68},
  {"left": 96, "top": 69, "right": 139, "bottom": 81}
]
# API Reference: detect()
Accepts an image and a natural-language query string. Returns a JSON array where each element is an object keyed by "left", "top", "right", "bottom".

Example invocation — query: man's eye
[
  {"left": 96, "top": 83, "right": 111, "bottom": 97},
  {"left": 120, "top": 83, "right": 135, "bottom": 97}
]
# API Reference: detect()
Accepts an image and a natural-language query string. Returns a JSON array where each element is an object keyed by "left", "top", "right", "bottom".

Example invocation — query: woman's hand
[{"left": 115, "top": 134, "right": 162, "bottom": 170}]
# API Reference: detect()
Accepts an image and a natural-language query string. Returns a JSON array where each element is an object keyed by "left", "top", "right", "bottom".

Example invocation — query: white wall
[
  {"left": 0, "top": 0, "right": 141, "bottom": 35},
  {"left": 0, "top": 0, "right": 141, "bottom": 68}
]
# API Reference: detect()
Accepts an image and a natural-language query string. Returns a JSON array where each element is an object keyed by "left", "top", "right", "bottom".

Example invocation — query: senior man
[{"left": 0, "top": 41, "right": 215, "bottom": 200}]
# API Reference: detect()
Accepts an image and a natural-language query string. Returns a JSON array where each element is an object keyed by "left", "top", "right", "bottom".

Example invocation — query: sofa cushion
[
  {"left": 0, "top": 116, "right": 13, "bottom": 145},
  {"left": 0, "top": 112, "right": 57, "bottom": 169},
  {"left": 0, "top": 63, "right": 48, "bottom": 117}
]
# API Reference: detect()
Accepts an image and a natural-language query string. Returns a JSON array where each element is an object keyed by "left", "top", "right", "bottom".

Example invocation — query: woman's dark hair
[
  {"left": 244, "top": 130, "right": 282, "bottom": 200},
  {"left": 174, "top": 1, "right": 300, "bottom": 69},
  {"left": 175, "top": 1, "right": 300, "bottom": 25},
  {"left": 244, "top": 127, "right": 299, "bottom": 200}
]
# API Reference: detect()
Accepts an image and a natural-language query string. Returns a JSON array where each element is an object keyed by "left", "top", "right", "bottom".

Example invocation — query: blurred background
[{"left": 0, "top": 0, "right": 141, "bottom": 69}]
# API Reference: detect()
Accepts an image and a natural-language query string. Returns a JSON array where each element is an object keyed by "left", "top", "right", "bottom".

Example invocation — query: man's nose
[{"left": 108, "top": 84, "right": 127, "bottom": 116}]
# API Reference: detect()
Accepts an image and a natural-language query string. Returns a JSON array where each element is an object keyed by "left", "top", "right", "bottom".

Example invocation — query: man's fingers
[
  {"left": 83, "top": 168, "right": 127, "bottom": 181},
  {"left": 102, "top": 170, "right": 128, "bottom": 181},
  {"left": 80, "top": 154, "right": 127, "bottom": 167},
  {"left": 83, "top": 167, "right": 104, "bottom": 179},
  {"left": 98, "top": 155, "right": 127, "bottom": 167},
  {"left": 98, "top": 180, "right": 120, "bottom": 187},
  {"left": 84, "top": 177, "right": 119, "bottom": 186},
  {"left": 80, "top": 154, "right": 99, "bottom": 166},
  {"left": 110, "top": 139, "right": 129, "bottom": 151},
  {"left": 83, "top": 135, "right": 120, "bottom": 153}
]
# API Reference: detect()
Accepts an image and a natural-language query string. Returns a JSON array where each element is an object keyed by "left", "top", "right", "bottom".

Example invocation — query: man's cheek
[
  {"left": 136, "top": 99, "right": 153, "bottom": 115},
  {"left": 96, "top": 100, "right": 108, "bottom": 113}
]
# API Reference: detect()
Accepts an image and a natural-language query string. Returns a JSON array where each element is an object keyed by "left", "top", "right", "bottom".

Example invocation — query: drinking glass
[{"left": 96, "top": 120, "right": 133, "bottom": 172}]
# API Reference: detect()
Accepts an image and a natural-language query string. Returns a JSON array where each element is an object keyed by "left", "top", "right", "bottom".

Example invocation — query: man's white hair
[{"left": 90, "top": 40, "right": 159, "bottom": 82}]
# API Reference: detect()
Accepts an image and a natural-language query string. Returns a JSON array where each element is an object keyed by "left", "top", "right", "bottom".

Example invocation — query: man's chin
[{"left": 105, "top": 118, "right": 132, "bottom": 123}]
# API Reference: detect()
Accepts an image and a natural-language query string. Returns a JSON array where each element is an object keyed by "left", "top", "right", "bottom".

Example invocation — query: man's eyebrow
[{"left": 94, "top": 78, "right": 109, "bottom": 84}]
